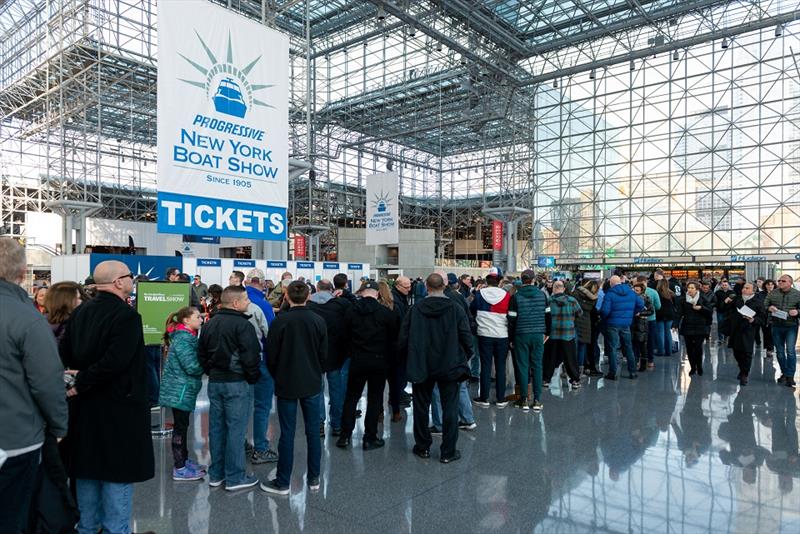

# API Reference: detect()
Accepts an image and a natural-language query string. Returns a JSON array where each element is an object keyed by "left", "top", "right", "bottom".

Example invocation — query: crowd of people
[{"left": 1, "top": 234, "right": 798, "bottom": 533}]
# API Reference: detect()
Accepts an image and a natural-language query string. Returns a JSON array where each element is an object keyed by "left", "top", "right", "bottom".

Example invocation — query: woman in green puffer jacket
[{"left": 158, "top": 306, "right": 206, "bottom": 481}]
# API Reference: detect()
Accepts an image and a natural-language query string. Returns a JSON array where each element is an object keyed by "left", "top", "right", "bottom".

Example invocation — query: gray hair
[{"left": 0, "top": 238, "right": 26, "bottom": 282}]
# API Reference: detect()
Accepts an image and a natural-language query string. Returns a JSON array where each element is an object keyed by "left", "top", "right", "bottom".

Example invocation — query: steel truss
[{"left": 2, "top": 0, "right": 800, "bottom": 267}]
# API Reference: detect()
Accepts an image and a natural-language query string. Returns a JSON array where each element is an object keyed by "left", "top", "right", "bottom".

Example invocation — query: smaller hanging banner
[
  {"left": 294, "top": 235, "right": 306, "bottom": 259},
  {"left": 492, "top": 220, "right": 504, "bottom": 251}
]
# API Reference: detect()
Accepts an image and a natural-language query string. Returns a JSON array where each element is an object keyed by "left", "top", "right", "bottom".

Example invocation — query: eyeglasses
[
  {"left": 112, "top": 273, "right": 133, "bottom": 283},
  {"left": 779, "top": 279, "right": 790, "bottom": 283}
]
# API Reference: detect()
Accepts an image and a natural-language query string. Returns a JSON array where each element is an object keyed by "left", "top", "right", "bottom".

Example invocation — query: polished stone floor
[{"left": 132, "top": 340, "right": 800, "bottom": 534}]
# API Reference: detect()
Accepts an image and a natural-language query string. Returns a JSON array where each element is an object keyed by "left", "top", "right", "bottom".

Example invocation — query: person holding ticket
[
  {"left": 764, "top": 275, "right": 800, "bottom": 388},
  {"left": 724, "top": 283, "right": 765, "bottom": 386}
]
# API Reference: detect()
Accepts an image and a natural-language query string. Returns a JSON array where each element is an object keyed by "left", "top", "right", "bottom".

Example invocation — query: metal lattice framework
[{"left": 2, "top": 0, "right": 800, "bottom": 265}]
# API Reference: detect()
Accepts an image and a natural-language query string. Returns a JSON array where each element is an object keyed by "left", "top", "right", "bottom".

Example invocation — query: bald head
[
  {"left": 394, "top": 275, "right": 411, "bottom": 295},
  {"left": 609, "top": 275, "right": 621, "bottom": 287},
  {"left": 552, "top": 280, "right": 565, "bottom": 294},
  {"left": 93, "top": 261, "right": 129, "bottom": 284},
  {"left": 93, "top": 260, "right": 133, "bottom": 300}
]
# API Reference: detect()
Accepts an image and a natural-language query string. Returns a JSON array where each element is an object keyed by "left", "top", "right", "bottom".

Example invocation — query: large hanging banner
[
  {"left": 365, "top": 172, "right": 399, "bottom": 245},
  {"left": 157, "top": 0, "right": 288, "bottom": 240}
]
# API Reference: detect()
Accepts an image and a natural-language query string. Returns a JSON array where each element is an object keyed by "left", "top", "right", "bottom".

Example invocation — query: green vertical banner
[{"left": 136, "top": 281, "right": 192, "bottom": 345}]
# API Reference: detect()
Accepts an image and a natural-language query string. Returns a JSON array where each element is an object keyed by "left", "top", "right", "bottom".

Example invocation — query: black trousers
[
  {"left": 341, "top": 358, "right": 387, "bottom": 441},
  {"left": 171, "top": 408, "right": 191, "bottom": 468},
  {"left": 543, "top": 339, "right": 580, "bottom": 381},
  {"left": 412, "top": 379, "right": 459, "bottom": 458},
  {"left": 587, "top": 321, "right": 602, "bottom": 370},
  {"left": 755, "top": 324, "right": 773, "bottom": 350},
  {"left": 0, "top": 448, "right": 39, "bottom": 534},
  {"left": 685, "top": 335, "right": 705, "bottom": 372},
  {"left": 387, "top": 357, "right": 407, "bottom": 414},
  {"left": 733, "top": 350, "right": 753, "bottom": 377}
]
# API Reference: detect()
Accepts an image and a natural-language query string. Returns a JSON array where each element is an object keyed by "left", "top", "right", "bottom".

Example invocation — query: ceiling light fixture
[
  {"left": 673, "top": 49, "right": 680, "bottom": 61},
  {"left": 377, "top": 5, "right": 385, "bottom": 21},
  {"left": 721, "top": 38, "right": 729, "bottom": 49},
  {"left": 775, "top": 24, "right": 783, "bottom": 37},
  {"left": 589, "top": 68, "right": 595, "bottom": 79},
  {"left": 629, "top": 60, "right": 635, "bottom": 71}
]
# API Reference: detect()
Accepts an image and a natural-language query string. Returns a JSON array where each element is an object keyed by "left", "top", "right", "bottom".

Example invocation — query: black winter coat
[
  {"left": 266, "top": 306, "right": 328, "bottom": 399},
  {"left": 307, "top": 297, "right": 351, "bottom": 371},
  {"left": 198, "top": 309, "right": 261, "bottom": 384},
  {"left": 60, "top": 291, "right": 154, "bottom": 483},
  {"left": 572, "top": 286, "right": 597, "bottom": 344},
  {"left": 726, "top": 296, "right": 765, "bottom": 353},
  {"left": 655, "top": 292, "right": 676, "bottom": 322},
  {"left": 399, "top": 296, "right": 473, "bottom": 383},
  {"left": 345, "top": 297, "right": 399, "bottom": 362},
  {"left": 391, "top": 287, "right": 411, "bottom": 320},
  {"left": 678, "top": 295, "right": 713, "bottom": 336}
]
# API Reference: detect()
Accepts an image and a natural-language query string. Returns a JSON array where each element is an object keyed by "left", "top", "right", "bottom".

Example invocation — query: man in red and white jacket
[{"left": 469, "top": 270, "right": 511, "bottom": 407}]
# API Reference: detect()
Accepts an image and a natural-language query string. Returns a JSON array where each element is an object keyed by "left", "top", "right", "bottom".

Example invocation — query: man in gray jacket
[{"left": 0, "top": 238, "right": 68, "bottom": 533}]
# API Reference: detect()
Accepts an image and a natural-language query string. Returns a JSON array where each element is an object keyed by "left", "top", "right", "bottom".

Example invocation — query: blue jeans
[
  {"left": 716, "top": 311, "right": 726, "bottom": 341},
  {"left": 276, "top": 394, "right": 322, "bottom": 487},
  {"left": 208, "top": 381, "right": 251, "bottom": 485},
  {"left": 478, "top": 336, "right": 509, "bottom": 402},
  {"left": 431, "top": 381, "right": 474, "bottom": 429},
  {"left": 470, "top": 335, "right": 481, "bottom": 378},
  {"left": 319, "top": 369, "right": 343, "bottom": 430},
  {"left": 648, "top": 320, "right": 662, "bottom": 359},
  {"left": 771, "top": 324, "right": 798, "bottom": 379},
  {"left": 76, "top": 479, "right": 132, "bottom": 534},
  {"left": 576, "top": 341, "right": 588, "bottom": 366},
  {"left": 253, "top": 361, "right": 274, "bottom": 453},
  {"left": 606, "top": 326, "right": 636, "bottom": 376},
  {"left": 657, "top": 320, "right": 673, "bottom": 355}
]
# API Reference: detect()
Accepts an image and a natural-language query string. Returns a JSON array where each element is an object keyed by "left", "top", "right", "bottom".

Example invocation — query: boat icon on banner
[{"left": 213, "top": 78, "right": 247, "bottom": 118}]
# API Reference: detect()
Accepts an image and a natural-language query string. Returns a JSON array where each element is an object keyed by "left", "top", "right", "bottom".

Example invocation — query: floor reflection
[{"left": 132, "top": 341, "right": 800, "bottom": 534}]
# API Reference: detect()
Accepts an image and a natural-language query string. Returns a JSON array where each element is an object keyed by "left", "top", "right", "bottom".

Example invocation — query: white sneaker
[
  {"left": 495, "top": 401, "right": 508, "bottom": 408},
  {"left": 225, "top": 475, "right": 258, "bottom": 491}
]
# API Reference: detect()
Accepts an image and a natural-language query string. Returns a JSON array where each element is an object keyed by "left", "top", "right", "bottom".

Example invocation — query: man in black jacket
[
  {"left": 399, "top": 273, "right": 473, "bottom": 464},
  {"left": 337, "top": 281, "right": 399, "bottom": 450},
  {"left": 199, "top": 285, "right": 261, "bottom": 491},
  {"left": 261, "top": 281, "right": 328, "bottom": 495},
  {"left": 724, "top": 283, "right": 765, "bottom": 386},
  {"left": 60, "top": 260, "right": 154, "bottom": 533}
]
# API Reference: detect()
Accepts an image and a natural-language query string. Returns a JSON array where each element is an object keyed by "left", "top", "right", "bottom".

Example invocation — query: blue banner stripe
[{"left": 157, "top": 191, "right": 286, "bottom": 241}]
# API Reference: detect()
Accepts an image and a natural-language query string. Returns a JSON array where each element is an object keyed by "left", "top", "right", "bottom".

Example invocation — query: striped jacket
[{"left": 470, "top": 286, "right": 511, "bottom": 338}]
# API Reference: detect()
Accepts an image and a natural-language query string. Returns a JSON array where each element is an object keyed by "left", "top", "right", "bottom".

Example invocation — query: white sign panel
[
  {"left": 365, "top": 172, "right": 399, "bottom": 246},
  {"left": 157, "top": 0, "right": 288, "bottom": 241}
]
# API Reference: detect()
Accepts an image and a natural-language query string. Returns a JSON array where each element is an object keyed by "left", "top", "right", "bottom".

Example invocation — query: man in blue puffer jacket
[{"left": 600, "top": 275, "right": 644, "bottom": 380}]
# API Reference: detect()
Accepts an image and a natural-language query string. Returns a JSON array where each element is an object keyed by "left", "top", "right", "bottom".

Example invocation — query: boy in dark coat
[{"left": 261, "top": 281, "right": 328, "bottom": 495}]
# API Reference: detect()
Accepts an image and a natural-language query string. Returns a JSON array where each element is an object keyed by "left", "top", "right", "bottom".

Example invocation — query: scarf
[
  {"left": 686, "top": 292, "right": 700, "bottom": 306},
  {"left": 742, "top": 294, "right": 754, "bottom": 303},
  {"left": 167, "top": 323, "right": 198, "bottom": 336}
]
